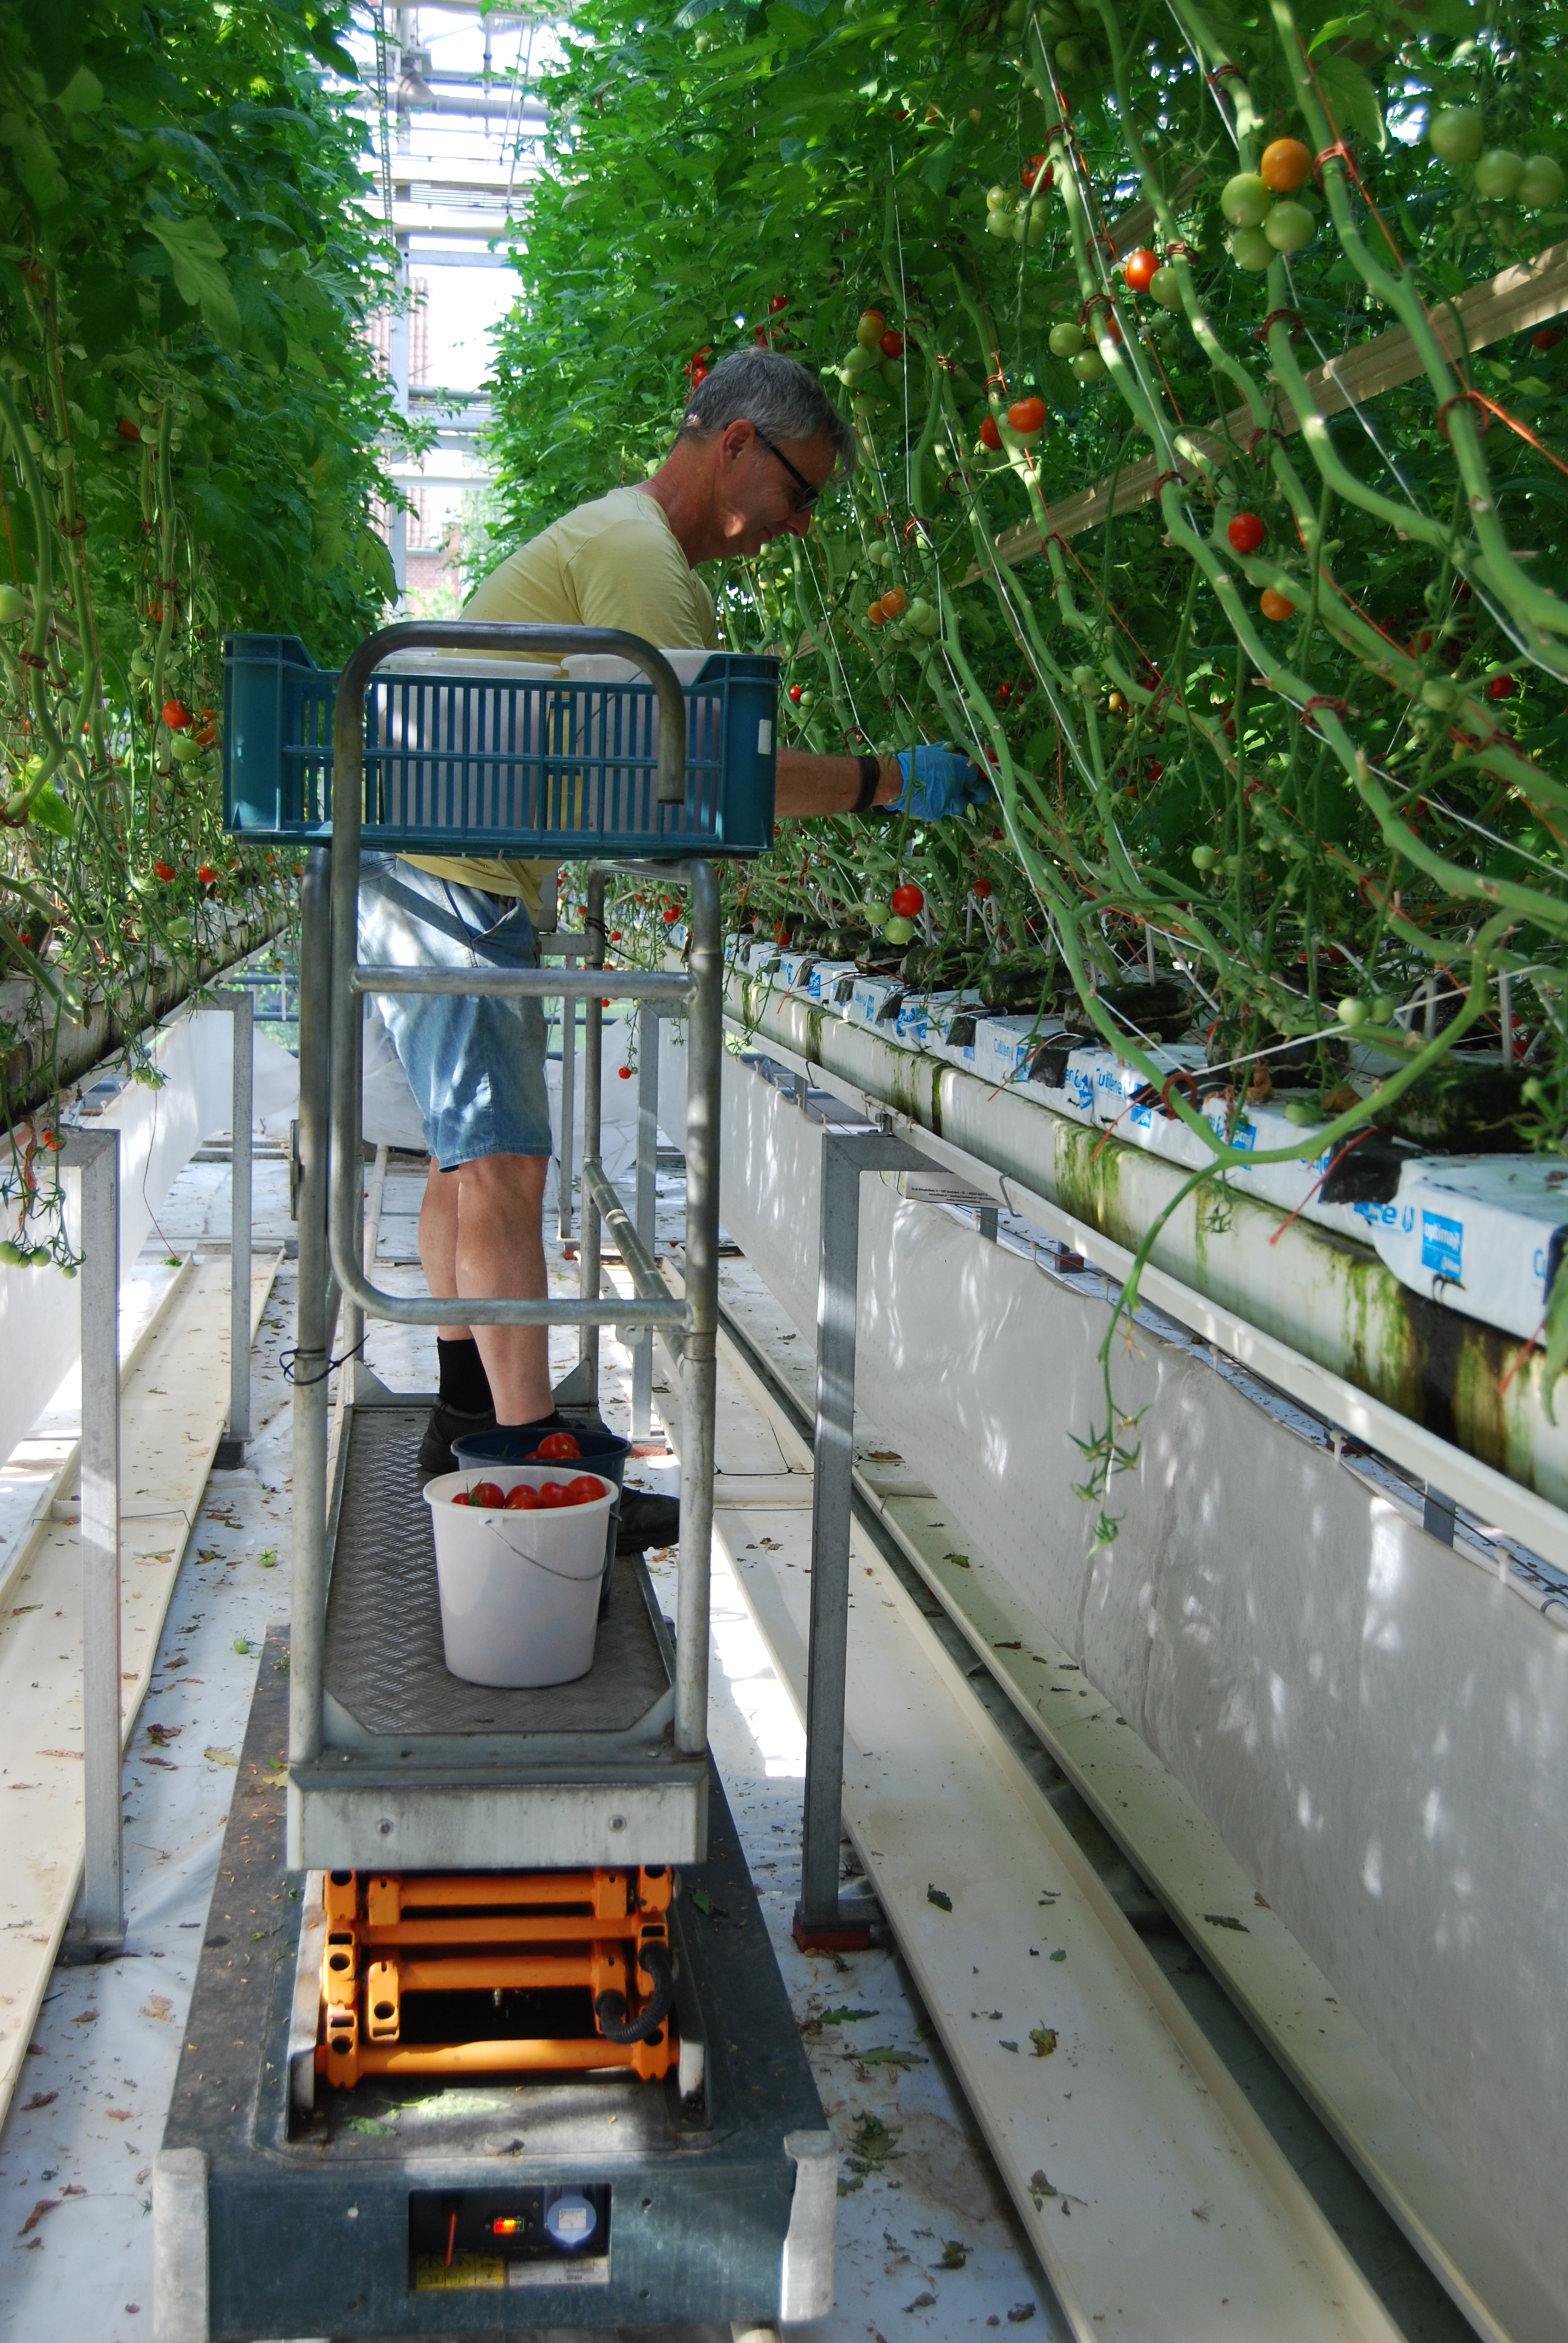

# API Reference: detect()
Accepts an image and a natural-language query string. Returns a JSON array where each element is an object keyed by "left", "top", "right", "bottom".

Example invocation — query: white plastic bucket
[{"left": 423, "top": 1466, "right": 616, "bottom": 1688}]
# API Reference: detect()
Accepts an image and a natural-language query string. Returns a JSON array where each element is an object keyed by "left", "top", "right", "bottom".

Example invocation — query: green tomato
[
  {"left": 1474, "top": 148, "right": 1524, "bottom": 200},
  {"left": 1428, "top": 106, "right": 1483, "bottom": 166},
  {"left": 986, "top": 184, "right": 1015, "bottom": 212},
  {"left": 1070, "top": 665, "right": 1097, "bottom": 692},
  {"left": 1221, "top": 171, "right": 1272, "bottom": 227},
  {"left": 170, "top": 731, "right": 204, "bottom": 762},
  {"left": 128, "top": 650, "right": 152, "bottom": 678},
  {"left": 1283, "top": 1099, "right": 1321, "bottom": 1127},
  {"left": 1013, "top": 205, "right": 1047, "bottom": 245},
  {"left": 1229, "top": 226, "right": 1274, "bottom": 272},
  {"left": 1148, "top": 265, "right": 1184, "bottom": 312},
  {"left": 1336, "top": 996, "right": 1369, "bottom": 1029},
  {"left": 883, "top": 914, "right": 916, "bottom": 946},
  {"left": 1370, "top": 993, "right": 1397, "bottom": 1022},
  {"left": 863, "top": 898, "right": 891, "bottom": 926},
  {"left": 1190, "top": 844, "right": 1217, "bottom": 871},
  {"left": 1421, "top": 677, "right": 1457, "bottom": 710},
  {"left": 1518, "top": 154, "right": 1566, "bottom": 208},
  {"left": 855, "top": 312, "right": 886, "bottom": 350},
  {"left": 841, "top": 342, "right": 879, "bottom": 376},
  {"left": 1070, "top": 348, "right": 1107, "bottom": 383},
  {"left": 1054, "top": 36, "right": 1091, "bottom": 73},
  {"left": 0, "top": 583, "right": 25, "bottom": 624},
  {"left": 1048, "top": 321, "right": 1085, "bottom": 358},
  {"left": 1263, "top": 200, "right": 1315, "bottom": 253},
  {"left": 985, "top": 210, "right": 1016, "bottom": 239},
  {"left": 906, "top": 597, "right": 942, "bottom": 637}
]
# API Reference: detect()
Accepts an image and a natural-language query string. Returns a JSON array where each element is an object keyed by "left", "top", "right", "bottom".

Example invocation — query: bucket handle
[{"left": 476, "top": 1507, "right": 613, "bottom": 1584}]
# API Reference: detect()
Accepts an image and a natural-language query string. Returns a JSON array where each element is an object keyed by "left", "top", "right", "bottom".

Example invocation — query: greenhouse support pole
[
  {"left": 794, "top": 1122, "right": 925, "bottom": 1951},
  {"left": 59, "top": 1127, "right": 124, "bottom": 1961},
  {"left": 214, "top": 986, "right": 253, "bottom": 1469},
  {"left": 632, "top": 1001, "right": 664, "bottom": 1440}
]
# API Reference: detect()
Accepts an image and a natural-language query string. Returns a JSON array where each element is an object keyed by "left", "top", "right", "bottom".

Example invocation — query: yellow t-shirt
[{"left": 403, "top": 485, "right": 719, "bottom": 915}]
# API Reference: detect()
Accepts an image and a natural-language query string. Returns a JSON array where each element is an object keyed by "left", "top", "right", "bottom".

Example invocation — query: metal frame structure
[{"left": 287, "top": 620, "right": 722, "bottom": 1872}]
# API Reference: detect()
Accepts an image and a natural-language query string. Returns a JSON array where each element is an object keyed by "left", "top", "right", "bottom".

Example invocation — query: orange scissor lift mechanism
[{"left": 318, "top": 1867, "right": 678, "bottom": 2088}]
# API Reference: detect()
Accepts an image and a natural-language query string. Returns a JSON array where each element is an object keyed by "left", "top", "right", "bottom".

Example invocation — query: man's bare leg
[{"left": 419, "top": 1153, "right": 553, "bottom": 1423}]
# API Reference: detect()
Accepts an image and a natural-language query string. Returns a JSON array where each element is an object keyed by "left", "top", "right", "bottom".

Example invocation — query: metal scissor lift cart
[{"left": 154, "top": 624, "right": 835, "bottom": 2341}]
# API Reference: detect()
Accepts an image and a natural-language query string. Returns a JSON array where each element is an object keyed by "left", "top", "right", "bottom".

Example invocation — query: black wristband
[{"left": 852, "top": 755, "right": 882, "bottom": 814}]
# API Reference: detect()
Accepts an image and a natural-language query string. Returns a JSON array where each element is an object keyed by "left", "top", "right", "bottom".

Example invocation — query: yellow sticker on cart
[{"left": 413, "top": 2253, "right": 506, "bottom": 2290}]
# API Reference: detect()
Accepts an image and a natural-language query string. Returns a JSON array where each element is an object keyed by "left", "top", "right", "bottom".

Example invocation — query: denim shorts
[{"left": 356, "top": 854, "right": 553, "bottom": 1168}]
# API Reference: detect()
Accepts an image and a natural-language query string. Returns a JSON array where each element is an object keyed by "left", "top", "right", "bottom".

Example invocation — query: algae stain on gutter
[{"left": 727, "top": 975, "right": 1566, "bottom": 1505}]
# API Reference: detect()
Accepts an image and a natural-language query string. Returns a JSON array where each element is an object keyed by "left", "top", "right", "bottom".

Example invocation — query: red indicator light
[{"left": 490, "top": 2217, "right": 521, "bottom": 2236}]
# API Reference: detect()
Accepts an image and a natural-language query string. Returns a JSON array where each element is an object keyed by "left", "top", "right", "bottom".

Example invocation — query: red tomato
[
  {"left": 162, "top": 699, "right": 191, "bottom": 730},
  {"left": 192, "top": 722, "right": 218, "bottom": 749},
  {"left": 618, "top": 1065, "right": 633, "bottom": 1078},
  {"left": 1122, "top": 247, "right": 1158, "bottom": 293},
  {"left": 1489, "top": 674, "right": 1517, "bottom": 699},
  {"left": 537, "top": 1434, "right": 583, "bottom": 1463},
  {"left": 450, "top": 1490, "right": 471, "bottom": 1506},
  {"left": 504, "top": 1483, "right": 540, "bottom": 1510},
  {"left": 867, "top": 598, "right": 887, "bottom": 627},
  {"left": 880, "top": 329, "right": 905, "bottom": 358},
  {"left": 197, "top": 864, "right": 217, "bottom": 884},
  {"left": 972, "top": 877, "right": 992, "bottom": 898},
  {"left": 1022, "top": 155, "right": 1052, "bottom": 190},
  {"left": 979, "top": 415, "right": 1002, "bottom": 451},
  {"left": 768, "top": 293, "right": 790, "bottom": 313},
  {"left": 538, "top": 1480, "right": 572, "bottom": 1508},
  {"left": 1533, "top": 329, "right": 1562, "bottom": 353},
  {"left": 117, "top": 418, "right": 143, "bottom": 442},
  {"left": 1227, "top": 512, "right": 1267, "bottom": 555},
  {"left": 1007, "top": 396, "right": 1047, "bottom": 436},
  {"left": 789, "top": 683, "right": 803, "bottom": 702},
  {"left": 565, "top": 1475, "right": 606, "bottom": 1506},
  {"left": 881, "top": 587, "right": 907, "bottom": 618},
  {"left": 890, "top": 882, "right": 924, "bottom": 917},
  {"left": 152, "top": 861, "right": 175, "bottom": 882},
  {"left": 470, "top": 1481, "right": 505, "bottom": 1510},
  {"left": 662, "top": 903, "right": 681, "bottom": 922}
]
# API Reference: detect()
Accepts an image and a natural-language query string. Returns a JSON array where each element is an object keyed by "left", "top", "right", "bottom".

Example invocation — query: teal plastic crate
[{"left": 221, "top": 634, "right": 778, "bottom": 860}]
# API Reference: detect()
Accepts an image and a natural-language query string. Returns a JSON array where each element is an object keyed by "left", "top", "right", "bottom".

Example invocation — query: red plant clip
[
  {"left": 1313, "top": 140, "right": 1353, "bottom": 183},
  {"left": 1301, "top": 695, "right": 1350, "bottom": 730},
  {"left": 1150, "top": 470, "right": 1183, "bottom": 494},
  {"left": 1437, "top": 389, "right": 1493, "bottom": 441},
  {"left": 1206, "top": 62, "right": 1244, "bottom": 83},
  {"left": 1258, "top": 309, "right": 1304, "bottom": 339}
]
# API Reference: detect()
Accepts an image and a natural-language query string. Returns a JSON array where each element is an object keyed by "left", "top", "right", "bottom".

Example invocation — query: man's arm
[{"left": 774, "top": 750, "right": 903, "bottom": 817}]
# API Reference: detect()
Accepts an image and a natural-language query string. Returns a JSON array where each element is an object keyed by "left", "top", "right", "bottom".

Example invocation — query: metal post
[
  {"left": 290, "top": 851, "right": 333, "bottom": 1789},
  {"left": 578, "top": 873, "right": 607, "bottom": 1388},
  {"left": 794, "top": 1124, "right": 925, "bottom": 1949},
  {"left": 632, "top": 1002, "right": 661, "bottom": 1439},
  {"left": 1423, "top": 1487, "right": 1458, "bottom": 1545},
  {"left": 60, "top": 1127, "right": 123, "bottom": 1959},
  {"left": 214, "top": 986, "right": 252, "bottom": 1468},
  {"left": 673, "top": 862, "right": 722, "bottom": 1758},
  {"left": 558, "top": 979, "right": 577, "bottom": 1242}
]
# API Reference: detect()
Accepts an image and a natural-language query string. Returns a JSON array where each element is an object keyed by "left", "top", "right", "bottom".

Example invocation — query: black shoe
[
  {"left": 616, "top": 1490, "right": 680, "bottom": 1555},
  {"left": 417, "top": 1399, "right": 498, "bottom": 1483}
]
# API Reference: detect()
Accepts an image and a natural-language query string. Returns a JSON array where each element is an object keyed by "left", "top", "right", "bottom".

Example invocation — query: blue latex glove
[{"left": 895, "top": 745, "right": 994, "bottom": 822}]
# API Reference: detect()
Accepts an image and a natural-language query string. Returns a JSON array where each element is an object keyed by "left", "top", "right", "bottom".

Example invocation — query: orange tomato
[
  {"left": 1260, "top": 137, "right": 1312, "bottom": 193},
  {"left": 1260, "top": 588, "right": 1297, "bottom": 621}
]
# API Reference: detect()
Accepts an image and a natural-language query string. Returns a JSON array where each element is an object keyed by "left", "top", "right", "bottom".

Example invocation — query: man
[{"left": 359, "top": 347, "right": 988, "bottom": 1490}]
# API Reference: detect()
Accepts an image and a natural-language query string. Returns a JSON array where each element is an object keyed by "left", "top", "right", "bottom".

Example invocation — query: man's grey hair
[{"left": 679, "top": 348, "right": 857, "bottom": 477}]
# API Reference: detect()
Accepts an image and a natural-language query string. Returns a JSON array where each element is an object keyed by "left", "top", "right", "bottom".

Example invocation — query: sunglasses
[{"left": 750, "top": 422, "right": 828, "bottom": 514}]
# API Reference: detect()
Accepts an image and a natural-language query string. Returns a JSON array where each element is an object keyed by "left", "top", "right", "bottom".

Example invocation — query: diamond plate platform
[
  {"left": 323, "top": 1404, "right": 670, "bottom": 1746},
  {"left": 287, "top": 1403, "right": 709, "bottom": 1875}
]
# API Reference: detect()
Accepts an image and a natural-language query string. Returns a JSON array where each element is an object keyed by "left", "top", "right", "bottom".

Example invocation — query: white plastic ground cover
[
  {"left": 0, "top": 1006, "right": 298, "bottom": 1478},
  {"left": 673, "top": 1327, "right": 1400, "bottom": 2343},
  {"left": 704, "top": 1041, "right": 1568, "bottom": 2335}
]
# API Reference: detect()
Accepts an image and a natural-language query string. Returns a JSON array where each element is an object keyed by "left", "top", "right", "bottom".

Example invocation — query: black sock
[{"left": 436, "top": 1337, "right": 492, "bottom": 1417}]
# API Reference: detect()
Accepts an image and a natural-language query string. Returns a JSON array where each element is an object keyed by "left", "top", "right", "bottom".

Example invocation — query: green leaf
[
  {"left": 29, "top": 784, "right": 72, "bottom": 839},
  {"left": 674, "top": 0, "right": 731, "bottom": 25},
  {"left": 18, "top": 0, "right": 87, "bottom": 95},
  {"left": 146, "top": 215, "right": 242, "bottom": 345},
  {"left": 927, "top": 1883, "right": 953, "bottom": 1911},
  {"left": 1313, "top": 54, "right": 1385, "bottom": 152}
]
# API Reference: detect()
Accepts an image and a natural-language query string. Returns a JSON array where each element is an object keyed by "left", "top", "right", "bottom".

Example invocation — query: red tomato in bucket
[
  {"left": 535, "top": 1430, "right": 583, "bottom": 1460},
  {"left": 538, "top": 1480, "right": 573, "bottom": 1508},
  {"left": 470, "top": 1481, "right": 505, "bottom": 1510},
  {"left": 565, "top": 1475, "right": 607, "bottom": 1505},
  {"left": 504, "top": 1483, "right": 540, "bottom": 1510}
]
